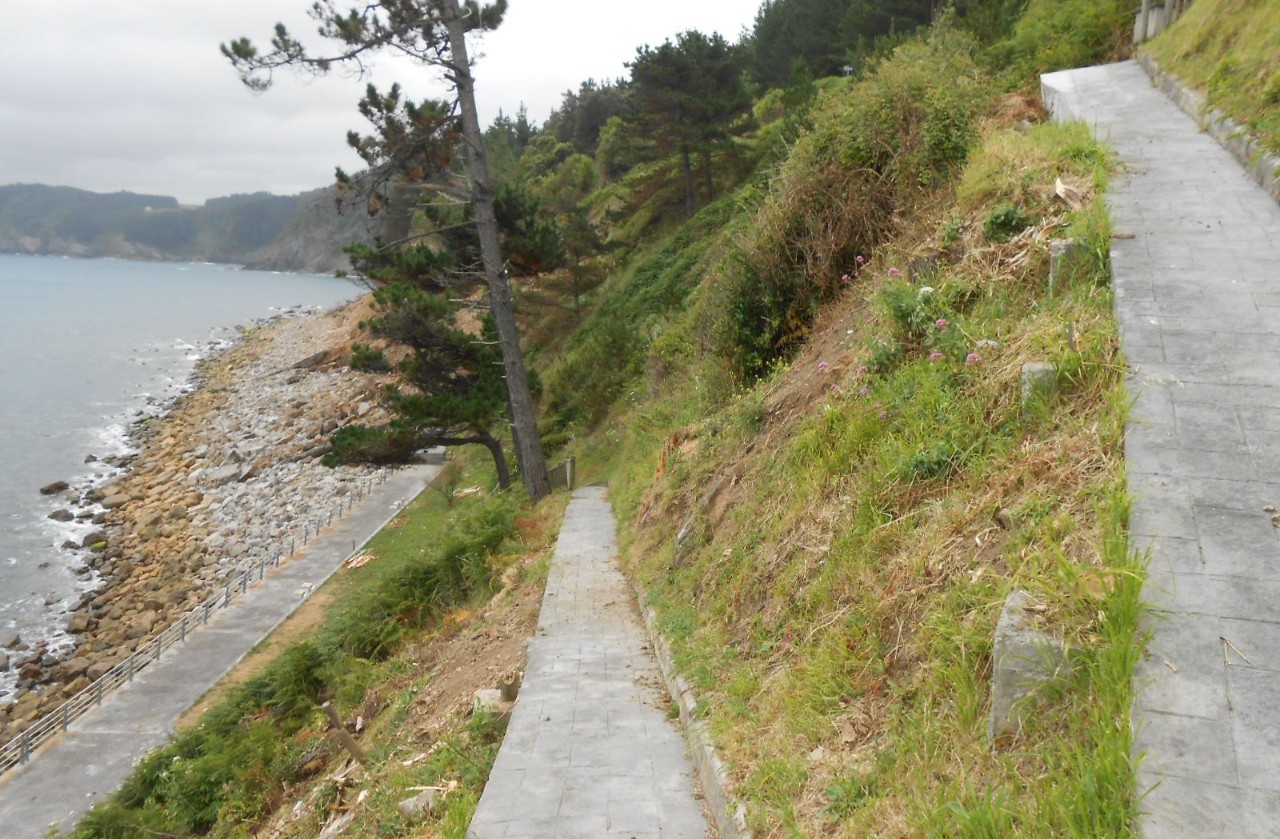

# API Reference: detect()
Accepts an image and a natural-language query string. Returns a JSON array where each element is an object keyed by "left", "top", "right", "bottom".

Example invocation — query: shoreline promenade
[{"left": 0, "top": 464, "right": 437, "bottom": 838}]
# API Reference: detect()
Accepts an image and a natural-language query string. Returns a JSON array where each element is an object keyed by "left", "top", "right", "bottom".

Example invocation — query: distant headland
[{"left": 0, "top": 183, "right": 381, "bottom": 274}]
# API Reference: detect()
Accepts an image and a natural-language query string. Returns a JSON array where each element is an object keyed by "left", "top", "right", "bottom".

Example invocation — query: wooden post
[{"left": 321, "top": 702, "right": 368, "bottom": 765}]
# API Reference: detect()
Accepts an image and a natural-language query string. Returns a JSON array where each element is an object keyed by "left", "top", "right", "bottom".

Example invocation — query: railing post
[
  {"left": 19, "top": 731, "right": 29, "bottom": 764},
  {"left": 154, "top": 639, "right": 162, "bottom": 662},
  {"left": 223, "top": 585, "right": 231, "bottom": 607},
  {"left": 95, "top": 679, "right": 104, "bottom": 706},
  {"left": 61, "top": 704, "right": 69, "bottom": 732},
  {"left": 180, "top": 615, "right": 187, "bottom": 642},
  {"left": 127, "top": 654, "right": 135, "bottom": 682}
]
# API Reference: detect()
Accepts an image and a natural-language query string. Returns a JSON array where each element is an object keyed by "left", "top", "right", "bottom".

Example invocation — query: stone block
[
  {"left": 988, "top": 589, "right": 1066, "bottom": 742},
  {"left": 1021, "top": 362, "right": 1057, "bottom": 406},
  {"left": 473, "top": 688, "right": 505, "bottom": 714},
  {"left": 1048, "top": 239, "right": 1091, "bottom": 293}
]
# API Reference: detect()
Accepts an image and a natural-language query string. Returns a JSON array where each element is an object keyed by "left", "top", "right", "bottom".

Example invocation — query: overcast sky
[{"left": 0, "top": 1, "right": 761, "bottom": 205}]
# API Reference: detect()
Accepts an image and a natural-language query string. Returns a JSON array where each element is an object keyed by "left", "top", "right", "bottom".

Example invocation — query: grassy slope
[
  {"left": 69, "top": 448, "right": 568, "bottom": 838},
  {"left": 569, "top": 93, "right": 1141, "bottom": 835},
  {"left": 1144, "top": 0, "right": 1280, "bottom": 154}
]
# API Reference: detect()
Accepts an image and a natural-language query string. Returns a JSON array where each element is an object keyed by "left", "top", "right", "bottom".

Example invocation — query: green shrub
[
  {"left": 349, "top": 342, "right": 392, "bottom": 372},
  {"left": 983, "top": 202, "right": 1032, "bottom": 242},
  {"left": 323, "top": 423, "right": 417, "bottom": 466},
  {"left": 988, "top": 0, "right": 1135, "bottom": 83}
]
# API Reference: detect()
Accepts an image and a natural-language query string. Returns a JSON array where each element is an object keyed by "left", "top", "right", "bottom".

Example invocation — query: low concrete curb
[
  {"left": 632, "top": 585, "right": 752, "bottom": 838},
  {"left": 1137, "top": 53, "right": 1280, "bottom": 201}
]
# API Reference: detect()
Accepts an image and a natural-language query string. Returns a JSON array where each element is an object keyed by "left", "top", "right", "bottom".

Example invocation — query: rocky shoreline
[{"left": 0, "top": 297, "right": 391, "bottom": 742}]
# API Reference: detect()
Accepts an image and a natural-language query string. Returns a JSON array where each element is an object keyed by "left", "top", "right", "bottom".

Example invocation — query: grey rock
[
  {"left": 205, "top": 465, "right": 241, "bottom": 486},
  {"left": 101, "top": 493, "right": 131, "bottom": 510},
  {"left": 47, "top": 509, "right": 74, "bottom": 522},
  {"left": 39, "top": 481, "right": 69, "bottom": 496},
  {"left": 397, "top": 789, "right": 439, "bottom": 820}
]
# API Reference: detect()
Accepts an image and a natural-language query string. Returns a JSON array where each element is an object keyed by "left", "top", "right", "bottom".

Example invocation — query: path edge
[
  {"left": 1136, "top": 53, "right": 1280, "bottom": 201},
  {"left": 630, "top": 580, "right": 752, "bottom": 838}
]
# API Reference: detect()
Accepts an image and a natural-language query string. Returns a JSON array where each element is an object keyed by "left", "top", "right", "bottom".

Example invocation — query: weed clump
[{"left": 714, "top": 31, "right": 991, "bottom": 379}]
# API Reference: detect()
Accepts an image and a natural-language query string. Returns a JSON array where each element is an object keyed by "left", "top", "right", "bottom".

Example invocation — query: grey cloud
[{"left": 0, "top": 0, "right": 761, "bottom": 203}]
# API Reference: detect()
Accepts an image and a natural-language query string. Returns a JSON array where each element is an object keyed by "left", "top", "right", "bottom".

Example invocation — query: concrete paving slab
[
  {"left": 1043, "top": 60, "right": 1280, "bottom": 836},
  {"left": 467, "top": 486, "right": 708, "bottom": 839},
  {"left": 0, "top": 465, "right": 437, "bottom": 838}
]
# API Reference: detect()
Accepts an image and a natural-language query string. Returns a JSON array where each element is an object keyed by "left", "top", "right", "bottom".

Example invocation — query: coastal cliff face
[{"left": 0, "top": 184, "right": 378, "bottom": 274}]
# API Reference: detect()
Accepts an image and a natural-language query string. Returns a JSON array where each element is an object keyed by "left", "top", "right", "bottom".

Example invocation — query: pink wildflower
[
  {"left": 856, "top": 255, "right": 866, "bottom": 264},
  {"left": 965, "top": 352, "right": 983, "bottom": 366},
  {"left": 856, "top": 365, "right": 869, "bottom": 375},
  {"left": 879, "top": 410, "right": 890, "bottom": 420},
  {"left": 928, "top": 351, "right": 945, "bottom": 361},
  {"left": 858, "top": 387, "right": 869, "bottom": 396},
  {"left": 841, "top": 273, "right": 852, "bottom": 283},
  {"left": 887, "top": 267, "right": 902, "bottom": 277},
  {"left": 817, "top": 360, "right": 830, "bottom": 373},
  {"left": 935, "top": 318, "right": 949, "bottom": 330}
]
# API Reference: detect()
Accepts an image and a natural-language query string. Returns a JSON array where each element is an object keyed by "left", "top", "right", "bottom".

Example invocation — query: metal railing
[
  {"left": 547, "top": 456, "right": 577, "bottom": 492},
  {"left": 0, "top": 469, "right": 390, "bottom": 776}
]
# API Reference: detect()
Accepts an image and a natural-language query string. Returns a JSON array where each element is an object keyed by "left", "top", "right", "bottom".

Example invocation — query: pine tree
[
  {"left": 223, "top": 0, "right": 551, "bottom": 501},
  {"left": 626, "top": 31, "right": 750, "bottom": 216}
]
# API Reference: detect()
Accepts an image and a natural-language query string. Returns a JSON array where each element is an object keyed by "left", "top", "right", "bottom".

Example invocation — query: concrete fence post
[{"left": 1137, "top": 0, "right": 1152, "bottom": 42}]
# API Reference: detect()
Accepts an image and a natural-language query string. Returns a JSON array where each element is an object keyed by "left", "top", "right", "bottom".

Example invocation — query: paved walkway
[
  {"left": 0, "top": 464, "right": 437, "bottom": 838},
  {"left": 1043, "top": 61, "right": 1280, "bottom": 837},
  {"left": 467, "top": 486, "right": 708, "bottom": 839}
]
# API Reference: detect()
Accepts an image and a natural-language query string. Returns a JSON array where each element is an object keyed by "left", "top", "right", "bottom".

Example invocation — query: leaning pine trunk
[
  {"left": 442, "top": 1, "right": 550, "bottom": 502},
  {"left": 479, "top": 432, "right": 512, "bottom": 490}
]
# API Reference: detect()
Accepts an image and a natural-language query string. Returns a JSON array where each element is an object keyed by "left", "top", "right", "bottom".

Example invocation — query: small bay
[{"left": 0, "top": 254, "right": 359, "bottom": 667}]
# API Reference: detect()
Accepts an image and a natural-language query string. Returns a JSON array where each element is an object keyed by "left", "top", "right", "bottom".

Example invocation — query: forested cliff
[{"left": 0, "top": 183, "right": 376, "bottom": 273}]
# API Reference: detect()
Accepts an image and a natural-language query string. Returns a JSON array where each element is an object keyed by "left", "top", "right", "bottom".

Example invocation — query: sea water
[{"left": 0, "top": 254, "right": 360, "bottom": 690}]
